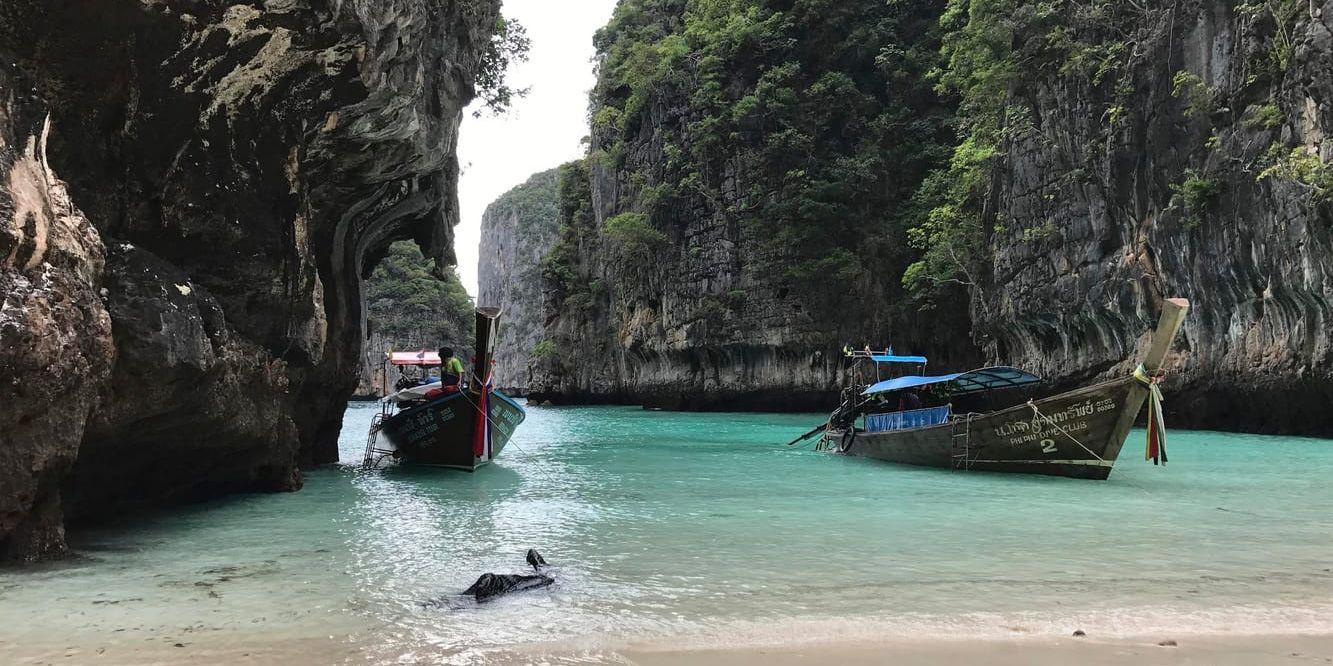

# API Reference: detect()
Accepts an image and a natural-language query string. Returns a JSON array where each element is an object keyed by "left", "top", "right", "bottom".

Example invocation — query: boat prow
[
  {"left": 821, "top": 299, "right": 1190, "bottom": 480},
  {"left": 363, "top": 306, "right": 527, "bottom": 470}
]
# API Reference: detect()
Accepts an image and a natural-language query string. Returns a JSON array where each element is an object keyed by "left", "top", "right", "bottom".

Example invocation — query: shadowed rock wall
[
  {"left": 0, "top": 73, "right": 115, "bottom": 561},
  {"left": 0, "top": 0, "right": 498, "bottom": 559}
]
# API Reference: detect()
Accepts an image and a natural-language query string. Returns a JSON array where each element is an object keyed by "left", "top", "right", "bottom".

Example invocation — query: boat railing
[{"left": 864, "top": 405, "right": 952, "bottom": 432}]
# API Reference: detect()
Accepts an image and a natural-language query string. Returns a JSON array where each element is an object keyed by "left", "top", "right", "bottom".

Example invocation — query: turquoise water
[{"left": 2, "top": 404, "right": 1332, "bottom": 662}]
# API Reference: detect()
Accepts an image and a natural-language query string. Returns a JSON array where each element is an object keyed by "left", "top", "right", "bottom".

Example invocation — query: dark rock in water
[
  {"left": 1072, "top": 630, "right": 1086, "bottom": 637},
  {"left": 462, "top": 549, "right": 554, "bottom": 603},
  {"left": 0, "top": 0, "right": 501, "bottom": 560},
  {"left": 70, "top": 243, "right": 304, "bottom": 516}
]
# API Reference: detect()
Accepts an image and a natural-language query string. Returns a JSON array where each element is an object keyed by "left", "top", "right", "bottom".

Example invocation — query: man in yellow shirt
[{"left": 437, "top": 347, "right": 466, "bottom": 387}]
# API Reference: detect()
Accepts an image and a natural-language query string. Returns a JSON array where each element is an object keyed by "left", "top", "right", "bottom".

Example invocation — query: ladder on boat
[
  {"left": 361, "top": 410, "right": 394, "bottom": 469},
  {"left": 950, "top": 413, "right": 975, "bottom": 470}
]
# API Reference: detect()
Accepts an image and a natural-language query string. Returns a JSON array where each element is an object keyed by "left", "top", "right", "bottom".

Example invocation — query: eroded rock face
[
  {"left": 532, "top": 1, "right": 1331, "bottom": 436},
  {"left": 0, "top": 75, "right": 115, "bottom": 561},
  {"left": 0, "top": 0, "right": 498, "bottom": 560},
  {"left": 477, "top": 167, "right": 561, "bottom": 394},
  {"left": 975, "top": 0, "right": 1333, "bottom": 435}
]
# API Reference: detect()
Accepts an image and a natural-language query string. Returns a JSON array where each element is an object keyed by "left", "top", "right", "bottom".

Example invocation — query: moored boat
[
  {"left": 362, "top": 307, "right": 526, "bottom": 471},
  {"left": 805, "top": 299, "right": 1189, "bottom": 480}
]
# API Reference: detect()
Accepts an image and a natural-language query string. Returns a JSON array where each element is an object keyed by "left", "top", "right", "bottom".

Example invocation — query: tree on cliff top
[
  {"left": 366, "top": 241, "right": 475, "bottom": 352},
  {"left": 475, "top": 15, "right": 533, "bottom": 116}
]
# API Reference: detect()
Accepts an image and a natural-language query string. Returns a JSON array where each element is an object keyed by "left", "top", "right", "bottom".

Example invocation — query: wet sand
[
  {"left": 7, "top": 633, "right": 1332, "bottom": 665},
  {"left": 625, "top": 634, "right": 1333, "bottom": 665}
]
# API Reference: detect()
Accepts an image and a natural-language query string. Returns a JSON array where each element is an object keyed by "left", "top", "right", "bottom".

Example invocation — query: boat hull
[
  {"left": 378, "top": 389, "right": 526, "bottom": 471},
  {"left": 829, "top": 377, "right": 1144, "bottom": 480}
]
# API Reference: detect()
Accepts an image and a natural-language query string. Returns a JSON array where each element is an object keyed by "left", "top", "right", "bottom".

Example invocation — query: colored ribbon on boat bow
[{"left": 1132, "top": 364, "right": 1168, "bottom": 465}]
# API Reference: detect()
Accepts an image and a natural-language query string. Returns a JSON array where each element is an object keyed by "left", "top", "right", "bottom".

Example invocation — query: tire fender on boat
[{"left": 838, "top": 428, "right": 855, "bottom": 453}]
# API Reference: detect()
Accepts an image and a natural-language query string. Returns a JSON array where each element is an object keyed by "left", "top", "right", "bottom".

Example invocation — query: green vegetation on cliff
[
  {"left": 587, "top": 0, "right": 953, "bottom": 303},
  {"left": 906, "top": 0, "right": 1317, "bottom": 289},
  {"left": 475, "top": 15, "right": 533, "bottom": 116},
  {"left": 366, "top": 241, "right": 475, "bottom": 349}
]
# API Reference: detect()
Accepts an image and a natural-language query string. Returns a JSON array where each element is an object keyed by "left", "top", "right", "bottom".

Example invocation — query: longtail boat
[
  {"left": 362, "top": 307, "right": 526, "bottom": 471},
  {"left": 800, "top": 299, "right": 1188, "bottom": 480}
]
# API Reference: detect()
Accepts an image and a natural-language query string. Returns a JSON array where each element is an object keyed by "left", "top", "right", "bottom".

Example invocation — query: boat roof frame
[{"left": 862, "top": 366, "right": 1043, "bottom": 396}]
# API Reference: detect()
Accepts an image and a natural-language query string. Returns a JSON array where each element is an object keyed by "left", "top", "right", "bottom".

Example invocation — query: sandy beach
[
  {"left": 7, "top": 632, "right": 1333, "bottom": 665},
  {"left": 627, "top": 634, "right": 1333, "bottom": 666}
]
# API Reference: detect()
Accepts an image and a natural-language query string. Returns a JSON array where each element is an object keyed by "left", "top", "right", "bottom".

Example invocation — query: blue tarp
[
  {"left": 862, "top": 373, "right": 962, "bottom": 395},
  {"left": 870, "top": 354, "right": 929, "bottom": 364},
  {"left": 862, "top": 366, "right": 1041, "bottom": 396},
  {"left": 865, "top": 405, "right": 952, "bottom": 432}
]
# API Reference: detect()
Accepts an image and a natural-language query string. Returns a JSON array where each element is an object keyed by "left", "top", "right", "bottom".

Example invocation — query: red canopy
[{"left": 388, "top": 350, "right": 440, "bottom": 366}]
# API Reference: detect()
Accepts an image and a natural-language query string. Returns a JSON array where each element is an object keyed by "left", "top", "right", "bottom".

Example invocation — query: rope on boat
[
  {"left": 1027, "top": 386, "right": 1154, "bottom": 496},
  {"left": 1025, "top": 400, "right": 1110, "bottom": 467},
  {"left": 455, "top": 388, "right": 561, "bottom": 485},
  {"left": 1133, "top": 364, "right": 1169, "bottom": 465}
]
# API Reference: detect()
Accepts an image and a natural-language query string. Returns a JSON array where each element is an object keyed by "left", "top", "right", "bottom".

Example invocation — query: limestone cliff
[
  {"left": 965, "top": 0, "right": 1333, "bottom": 435},
  {"left": 532, "top": 0, "right": 1332, "bottom": 435},
  {"left": 0, "top": 0, "right": 499, "bottom": 560},
  {"left": 476, "top": 167, "right": 561, "bottom": 394},
  {"left": 529, "top": 1, "right": 979, "bottom": 411}
]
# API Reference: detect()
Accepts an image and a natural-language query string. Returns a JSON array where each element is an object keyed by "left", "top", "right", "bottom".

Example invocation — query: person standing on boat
[{"left": 437, "top": 347, "right": 466, "bottom": 387}]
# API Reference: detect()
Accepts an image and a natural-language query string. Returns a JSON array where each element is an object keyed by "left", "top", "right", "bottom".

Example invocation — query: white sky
[{"left": 455, "top": 0, "right": 620, "bottom": 297}]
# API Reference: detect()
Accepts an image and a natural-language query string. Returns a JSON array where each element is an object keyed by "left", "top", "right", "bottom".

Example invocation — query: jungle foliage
[
  {"left": 366, "top": 241, "right": 476, "bottom": 350},
  {"left": 561, "top": 0, "right": 1317, "bottom": 304},
  {"left": 584, "top": 0, "right": 954, "bottom": 301}
]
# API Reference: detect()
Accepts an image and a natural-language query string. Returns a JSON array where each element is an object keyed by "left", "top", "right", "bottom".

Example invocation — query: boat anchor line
[
  {"left": 454, "top": 389, "right": 561, "bottom": 486},
  {"left": 1026, "top": 399, "right": 1155, "bottom": 495}
]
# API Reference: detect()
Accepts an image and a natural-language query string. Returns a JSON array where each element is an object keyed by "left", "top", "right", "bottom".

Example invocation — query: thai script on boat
[
  {"left": 1001, "top": 422, "right": 1088, "bottom": 446},
  {"left": 991, "top": 397, "right": 1116, "bottom": 442},
  {"left": 401, "top": 407, "right": 455, "bottom": 445}
]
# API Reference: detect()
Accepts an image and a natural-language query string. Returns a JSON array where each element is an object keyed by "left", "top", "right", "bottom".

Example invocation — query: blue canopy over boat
[
  {"left": 870, "top": 354, "right": 928, "bottom": 364},
  {"left": 862, "top": 366, "right": 1042, "bottom": 396}
]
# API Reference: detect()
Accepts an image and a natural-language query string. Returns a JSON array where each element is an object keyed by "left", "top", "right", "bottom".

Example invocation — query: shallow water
[{"left": 2, "top": 404, "right": 1332, "bottom": 662}]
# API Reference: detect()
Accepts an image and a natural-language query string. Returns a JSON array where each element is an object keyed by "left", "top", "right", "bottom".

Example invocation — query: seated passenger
[{"left": 437, "top": 346, "right": 466, "bottom": 387}]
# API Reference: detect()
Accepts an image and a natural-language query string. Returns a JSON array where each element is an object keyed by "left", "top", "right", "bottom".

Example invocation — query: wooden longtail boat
[
  {"left": 362, "top": 307, "right": 526, "bottom": 471},
  {"left": 815, "top": 299, "right": 1189, "bottom": 480}
]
